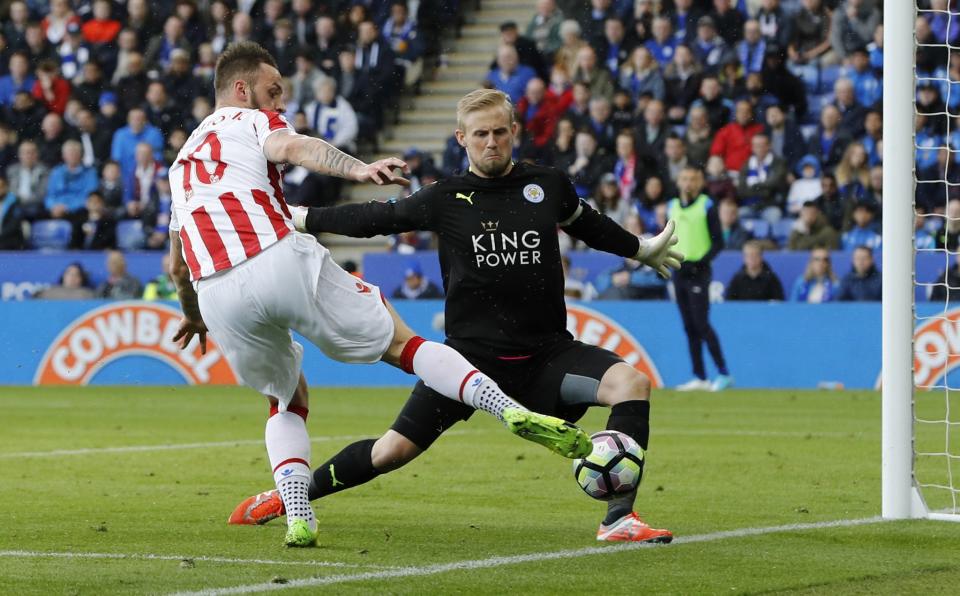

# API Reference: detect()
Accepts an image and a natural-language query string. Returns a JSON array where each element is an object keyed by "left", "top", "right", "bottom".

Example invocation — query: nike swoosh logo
[
  {"left": 356, "top": 282, "right": 372, "bottom": 294},
  {"left": 455, "top": 192, "right": 474, "bottom": 205}
]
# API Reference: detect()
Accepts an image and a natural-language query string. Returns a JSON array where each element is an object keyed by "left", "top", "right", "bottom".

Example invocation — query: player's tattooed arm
[
  {"left": 167, "top": 230, "right": 208, "bottom": 354},
  {"left": 263, "top": 132, "right": 410, "bottom": 186}
]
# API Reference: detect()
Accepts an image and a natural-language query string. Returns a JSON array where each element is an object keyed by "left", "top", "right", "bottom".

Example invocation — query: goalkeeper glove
[{"left": 634, "top": 219, "right": 684, "bottom": 279}]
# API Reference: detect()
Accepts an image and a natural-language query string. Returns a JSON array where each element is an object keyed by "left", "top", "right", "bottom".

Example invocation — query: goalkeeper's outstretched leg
[{"left": 231, "top": 355, "right": 671, "bottom": 544}]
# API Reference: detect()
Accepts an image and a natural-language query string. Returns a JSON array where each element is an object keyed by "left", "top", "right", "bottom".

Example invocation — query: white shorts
[{"left": 196, "top": 232, "right": 394, "bottom": 405}]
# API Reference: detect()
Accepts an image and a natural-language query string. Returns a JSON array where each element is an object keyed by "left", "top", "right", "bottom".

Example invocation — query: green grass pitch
[{"left": 2, "top": 386, "right": 960, "bottom": 595}]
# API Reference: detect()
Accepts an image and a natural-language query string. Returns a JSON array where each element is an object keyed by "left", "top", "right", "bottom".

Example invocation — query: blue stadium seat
[
  {"left": 29, "top": 220, "right": 73, "bottom": 250},
  {"left": 819, "top": 65, "right": 842, "bottom": 94},
  {"left": 741, "top": 219, "right": 770, "bottom": 240},
  {"left": 802, "top": 94, "right": 834, "bottom": 125},
  {"left": 771, "top": 219, "right": 796, "bottom": 245},
  {"left": 116, "top": 220, "right": 146, "bottom": 251}
]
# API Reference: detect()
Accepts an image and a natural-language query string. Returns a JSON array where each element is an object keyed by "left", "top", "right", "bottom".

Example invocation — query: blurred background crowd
[{"left": 0, "top": 0, "right": 950, "bottom": 303}]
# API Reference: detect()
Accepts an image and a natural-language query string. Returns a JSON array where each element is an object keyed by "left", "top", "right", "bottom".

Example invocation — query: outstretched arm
[
  {"left": 294, "top": 186, "right": 437, "bottom": 238},
  {"left": 262, "top": 130, "right": 410, "bottom": 186},
  {"left": 561, "top": 198, "right": 682, "bottom": 278}
]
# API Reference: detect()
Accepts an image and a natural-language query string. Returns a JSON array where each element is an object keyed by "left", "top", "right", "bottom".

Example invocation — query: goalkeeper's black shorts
[{"left": 390, "top": 338, "right": 623, "bottom": 450}]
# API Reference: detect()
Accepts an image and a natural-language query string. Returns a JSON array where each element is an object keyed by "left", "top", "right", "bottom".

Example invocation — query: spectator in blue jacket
[
  {"left": 736, "top": 19, "right": 766, "bottom": 74},
  {"left": 45, "top": 140, "right": 100, "bottom": 219},
  {"left": 842, "top": 200, "right": 881, "bottom": 251},
  {"left": 110, "top": 107, "right": 164, "bottom": 190},
  {"left": 790, "top": 246, "right": 839, "bottom": 303},
  {"left": 0, "top": 52, "right": 35, "bottom": 107},
  {"left": 837, "top": 246, "right": 882, "bottom": 302},
  {"left": 645, "top": 16, "right": 678, "bottom": 66},
  {"left": 383, "top": 1, "right": 424, "bottom": 88},
  {"left": 487, "top": 44, "right": 537, "bottom": 103},
  {"left": 840, "top": 47, "right": 881, "bottom": 108}
]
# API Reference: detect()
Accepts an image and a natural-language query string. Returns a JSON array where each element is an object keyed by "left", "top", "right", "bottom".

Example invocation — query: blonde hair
[
  {"left": 834, "top": 142, "right": 870, "bottom": 189},
  {"left": 456, "top": 89, "right": 515, "bottom": 130}
]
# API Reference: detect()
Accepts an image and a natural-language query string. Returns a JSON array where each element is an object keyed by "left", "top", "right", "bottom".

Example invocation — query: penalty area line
[
  {"left": 173, "top": 516, "right": 886, "bottom": 595},
  {"left": 0, "top": 550, "right": 397, "bottom": 570}
]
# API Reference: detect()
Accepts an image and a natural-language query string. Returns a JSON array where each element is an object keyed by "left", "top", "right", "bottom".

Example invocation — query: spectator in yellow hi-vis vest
[{"left": 668, "top": 165, "right": 732, "bottom": 392}]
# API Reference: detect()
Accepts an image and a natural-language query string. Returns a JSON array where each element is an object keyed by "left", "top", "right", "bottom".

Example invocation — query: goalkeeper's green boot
[
  {"left": 502, "top": 408, "right": 593, "bottom": 459},
  {"left": 284, "top": 519, "right": 318, "bottom": 548}
]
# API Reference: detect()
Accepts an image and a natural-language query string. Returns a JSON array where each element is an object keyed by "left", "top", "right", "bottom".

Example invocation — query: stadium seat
[
  {"left": 117, "top": 220, "right": 146, "bottom": 251},
  {"left": 771, "top": 219, "right": 795, "bottom": 245},
  {"left": 741, "top": 219, "right": 771, "bottom": 240},
  {"left": 802, "top": 94, "right": 834, "bottom": 125},
  {"left": 29, "top": 220, "right": 73, "bottom": 250},
  {"left": 819, "top": 65, "right": 842, "bottom": 94}
]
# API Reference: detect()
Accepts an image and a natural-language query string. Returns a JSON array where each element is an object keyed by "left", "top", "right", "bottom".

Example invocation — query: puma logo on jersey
[
  {"left": 356, "top": 282, "right": 372, "bottom": 294},
  {"left": 455, "top": 192, "right": 475, "bottom": 205}
]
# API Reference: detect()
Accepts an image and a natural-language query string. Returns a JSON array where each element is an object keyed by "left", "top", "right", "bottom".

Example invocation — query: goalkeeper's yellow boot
[
  {"left": 502, "top": 407, "right": 592, "bottom": 459},
  {"left": 596, "top": 512, "right": 673, "bottom": 543},
  {"left": 284, "top": 519, "right": 318, "bottom": 547},
  {"left": 228, "top": 490, "right": 284, "bottom": 525}
]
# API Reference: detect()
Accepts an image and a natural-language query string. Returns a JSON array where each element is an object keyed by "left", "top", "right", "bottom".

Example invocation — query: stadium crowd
[
  {"left": 400, "top": 0, "right": 937, "bottom": 303},
  {"left": 0, "top": 0, "right": 947, "bottom": 303},
  {"left": 0, "top": 0, "right": 454, "bottom": 253}
]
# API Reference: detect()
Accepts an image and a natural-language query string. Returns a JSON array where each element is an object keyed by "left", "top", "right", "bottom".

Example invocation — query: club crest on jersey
[{"left": 523, "top": 184, "right": 545, "bottom": 204}]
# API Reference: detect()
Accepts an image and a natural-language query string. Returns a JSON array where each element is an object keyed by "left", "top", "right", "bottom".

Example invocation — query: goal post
[
  {"left": 881, "top": 0, "right": 919, "bottom": 520},
  {"left": 884, "top": 1, "right": 960, "bottom": 522}
]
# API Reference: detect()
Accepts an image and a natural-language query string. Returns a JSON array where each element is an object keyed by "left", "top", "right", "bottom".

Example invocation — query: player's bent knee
[
  {"left": 598, "top": 364, "right": 651, "bottom": 406},
  {"left": 371, "top": 430, "right": 423, "bottom": 472}
]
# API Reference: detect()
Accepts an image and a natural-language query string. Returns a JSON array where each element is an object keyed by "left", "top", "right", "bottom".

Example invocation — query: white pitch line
[
  {"left": 0, "top": 430, "right": 476, "bottom": 459},
  {"left": 0, "top": 550, "right": 394, "bottom": 569},
  {"left": 659, "top": 428, "right": 868, "bottom": 438},
  {"left": 0, "top": 428, "right": 863, "bottom": 460},
  {"left": 174, "top": 516, "right": 886, "bottom": 596}
]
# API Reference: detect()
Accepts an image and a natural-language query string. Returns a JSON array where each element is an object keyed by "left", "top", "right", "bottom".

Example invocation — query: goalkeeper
[{"left": 230, "top": 89, "right": 682, "bottom": 543}]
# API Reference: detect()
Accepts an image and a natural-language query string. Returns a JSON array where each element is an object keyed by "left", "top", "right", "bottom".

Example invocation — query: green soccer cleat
[
  {"left": 284, "top": 519, "right": 318, "bottom": 548},
  {"left": 502, "top": 407, "right": 593, "bottom": 459}
]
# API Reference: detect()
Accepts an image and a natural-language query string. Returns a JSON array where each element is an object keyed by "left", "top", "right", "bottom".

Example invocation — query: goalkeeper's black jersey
[{"left": 306, "top": 163, "right": 641, "bottom": 354}]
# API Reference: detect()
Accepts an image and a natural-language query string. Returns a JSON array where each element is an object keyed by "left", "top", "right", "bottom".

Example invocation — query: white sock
[
  {"left": 275, "top": 469, "right": 313, "bottom": 530},
  {"left": 265, "top": 411, "right": 316, "bottom": 530},
  {"left": 466, "top": 378, "right": 527, "bottom": 421},
  {"left": 411, "top": 341, "right": 528, "bottom": 421}
]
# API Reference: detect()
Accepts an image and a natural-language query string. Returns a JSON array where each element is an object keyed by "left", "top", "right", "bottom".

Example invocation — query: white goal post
[{"left": 883, "top": 0, "right": 960, "bottom": 522}]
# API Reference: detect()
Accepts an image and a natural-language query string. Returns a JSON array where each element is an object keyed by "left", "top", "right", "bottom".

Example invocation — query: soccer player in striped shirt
[{"left": 167, "top": 42, "right": 592, "bottom": 547}]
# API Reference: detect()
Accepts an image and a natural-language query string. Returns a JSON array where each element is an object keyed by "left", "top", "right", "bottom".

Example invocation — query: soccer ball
[{"left": 572, "top": 431, "right": 644, "bottom": 500}]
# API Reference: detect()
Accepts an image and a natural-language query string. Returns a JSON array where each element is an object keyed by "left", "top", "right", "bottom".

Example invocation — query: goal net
[{"left": 886, "top": 0, "right": 960, "bottom": 521}]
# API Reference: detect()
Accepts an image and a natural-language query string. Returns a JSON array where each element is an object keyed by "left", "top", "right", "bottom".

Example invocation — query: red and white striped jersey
[{"left": 168, "top": 107, "right": 296, "bottom": 281}]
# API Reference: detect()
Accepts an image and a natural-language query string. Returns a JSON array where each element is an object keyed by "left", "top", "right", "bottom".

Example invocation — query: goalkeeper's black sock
[
  {"left": 602, "top": 400, "right": 650, "bottom": 525},
  {"left": 308, "top": 439, "right": 381, "bottom": 500}
]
